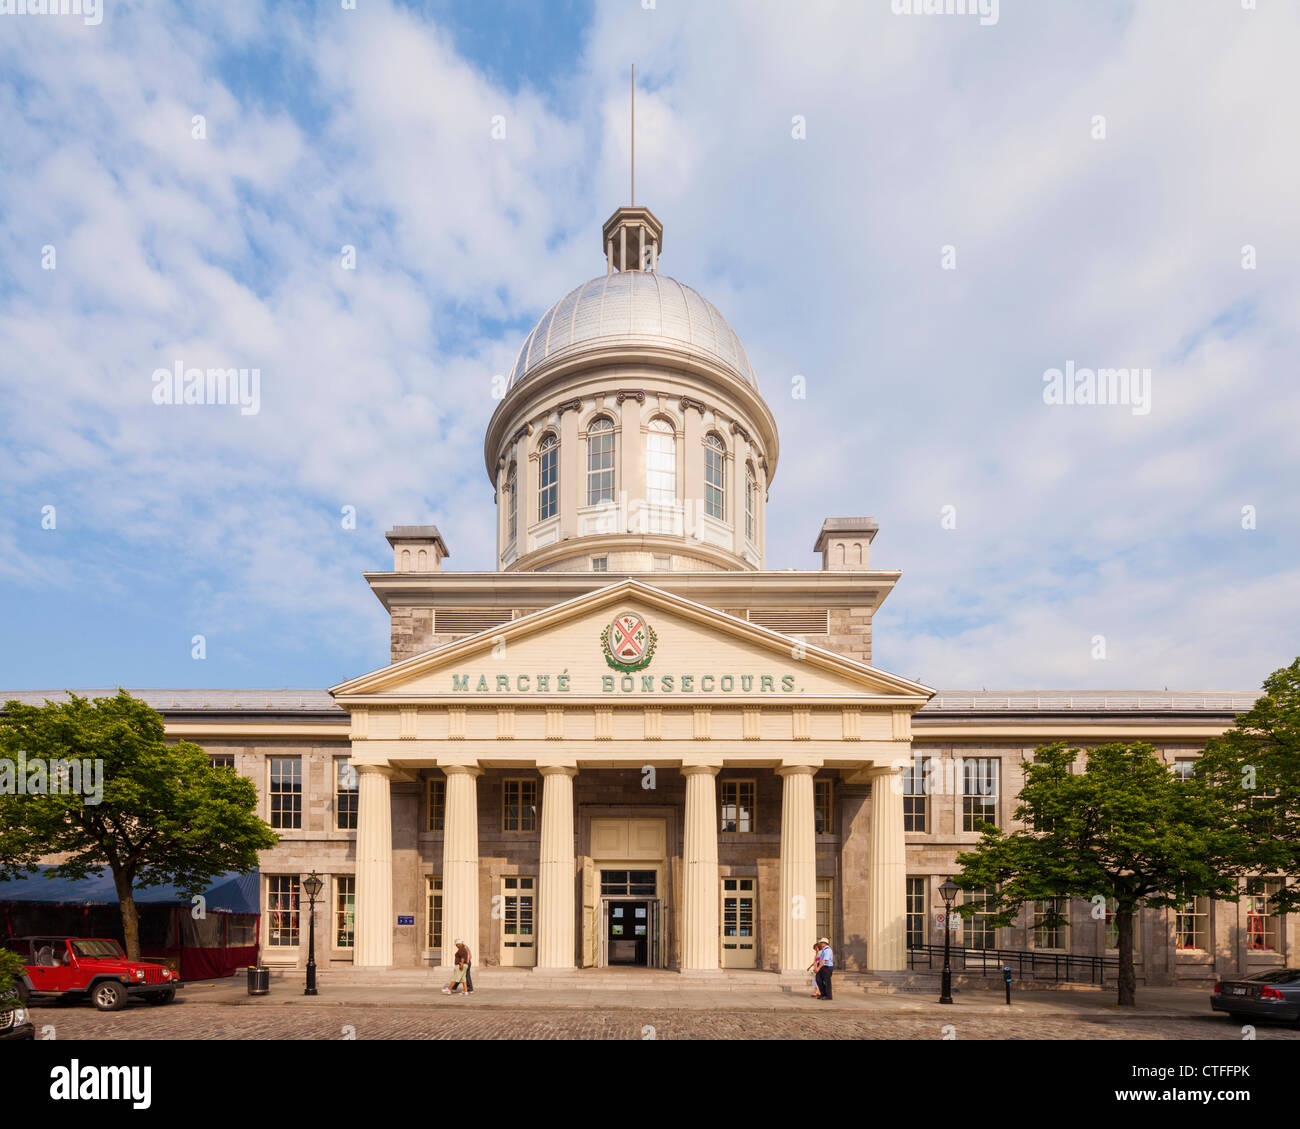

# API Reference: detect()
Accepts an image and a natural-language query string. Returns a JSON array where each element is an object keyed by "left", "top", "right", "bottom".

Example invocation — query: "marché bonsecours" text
[{"left": 448, "top": 673, "right": 798, "bottom": 694}]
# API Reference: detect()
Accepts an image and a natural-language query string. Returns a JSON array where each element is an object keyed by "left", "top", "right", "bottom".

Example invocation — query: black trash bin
[{"left": 247, "top": 966, "right": 270, "bottom": 996}]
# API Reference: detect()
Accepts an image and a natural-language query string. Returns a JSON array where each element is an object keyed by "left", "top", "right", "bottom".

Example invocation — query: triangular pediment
[{"left": 332, "top": 580, "right": 932, "bottom": 706}]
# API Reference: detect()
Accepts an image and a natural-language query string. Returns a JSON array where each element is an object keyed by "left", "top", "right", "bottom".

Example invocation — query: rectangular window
[
  {"left": 814, "top": 778, "right": 833, "bottom": 835},
  {"left": 592, "top": 556, "right": 608, "bottom": 572},
  {"left": 209, "top": 753, "right": 234, "bottom": 770},
  {"left": 816, "top": 877, "right": 833, "bottom": 944},
  {"left": 426, "top": 876, "right": 443, "bottom": 952},
  {"left": 335, "top": 759, "right": 358, "bottom": 830},
  {"left": 334, "top": 877, "right": 355, "bottom": 949},
  {"left": 907, "top": 877, "right": 926, "bottom": 949},
  {"left": 963, "top": 887, "right": 998, "bottom": 950},
  {"left": 586, "top": 422, "right": 616, "bottom": 505},
  {"left": 745, "top": 470, "right": 755, "bottom": 542},
  {"left": 645, "top": 422, "right": 676, "bottom": 506},
  {"left": 1104, "top": 898, "right": 1140, "bottom": 952},
  {"left": 704, "top": 437, "right": 726, "bottom": 519},
  {"left": 502, "top": 778, "right": 537, "bottom": 833},
  {"left": 1175, "top": 897, "right": 1210, "bottom": 950},
  {"left": 1245, "top": 878, "right": 1282, "bottom": 952},
  {"left": 600, "top": 870, "right": 658, "bottom": 896},
  {"left": 720, "top": 779, "right": 756, "bottom": 834},
  {"left": 1172, "top": 757, "right": 1197, "bottom": 781},
  {"left": 904, "top": 756, "right": 930, "bottom": 833},
  {"left": 269, "top": 757, "right": 302, "bottom": 830},
  {"left": 427, "top": 776, "right": 446, "bottom": 833},
  {"left": 506, "top": 472, "right": 517, "bottom": 544},
  {"left": 1032, "top": 897, "right": 1067, "bottom": 950},
  {"left": 538, "top": 437, "right": 558, "bottom": 520},
  {"left": 961, "top": 757, "right": 999, "bottom": 831},
  {"left": 266, "top": 876, "right": 300, "bottom": 947}
]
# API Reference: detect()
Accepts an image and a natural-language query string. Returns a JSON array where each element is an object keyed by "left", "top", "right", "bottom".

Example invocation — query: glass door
[
  {"left": 500, "top": 876, "right": 536, "bottom": 967},
  {"left": 721, "top": 877, "right": 757, "bottom": 968}
]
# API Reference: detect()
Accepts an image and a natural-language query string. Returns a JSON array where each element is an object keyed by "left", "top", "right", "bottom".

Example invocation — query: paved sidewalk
[{"left": 183, "top": 971, "right": 1222, "bottom": 1020}]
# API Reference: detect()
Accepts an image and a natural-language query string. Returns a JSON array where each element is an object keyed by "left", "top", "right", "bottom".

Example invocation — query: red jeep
[{"left": 4, "top": 936, "right": 182, "bottom": 1011}]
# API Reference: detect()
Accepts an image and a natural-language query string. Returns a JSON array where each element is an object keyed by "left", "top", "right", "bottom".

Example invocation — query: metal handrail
[{"left": 907, "top": 944, "right": 1119, "bottom": 985}]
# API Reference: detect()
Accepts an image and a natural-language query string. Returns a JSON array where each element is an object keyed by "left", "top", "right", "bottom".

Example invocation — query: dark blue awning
[{"left": 0, "top": 867, "right": 259, "bottom": 914}]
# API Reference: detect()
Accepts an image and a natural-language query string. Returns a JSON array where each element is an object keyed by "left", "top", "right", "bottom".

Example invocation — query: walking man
[
  {"left": 815, "top": 936, "right": 834, "bottom": 1000},
  {"left": 456, "top": 938, "right": 474, "bottom": 994}
]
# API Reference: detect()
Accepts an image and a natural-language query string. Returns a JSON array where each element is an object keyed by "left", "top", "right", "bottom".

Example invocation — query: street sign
[{"left": 397, "top": 915, "right": 414, "bottom": 926}]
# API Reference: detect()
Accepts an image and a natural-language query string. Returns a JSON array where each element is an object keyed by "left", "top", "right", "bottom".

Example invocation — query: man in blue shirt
[{"left": 815, "top": 936, "right": 834, "bottom": 1000}]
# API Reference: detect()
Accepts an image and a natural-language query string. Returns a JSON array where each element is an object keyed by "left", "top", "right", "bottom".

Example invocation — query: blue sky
[{"left": 1, "top": 0, "right": 1297, "bottom": 693}]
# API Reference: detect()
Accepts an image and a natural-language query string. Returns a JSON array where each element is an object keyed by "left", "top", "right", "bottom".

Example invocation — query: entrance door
[
  {"left": 500, "top": 876, "right": 536, "bottom": 967},
  {"left": 721, "top": 878, "right": 757, "bottom": 968},
  {"left": 607, "top": 900, "right": 650, "bottom": 965}
]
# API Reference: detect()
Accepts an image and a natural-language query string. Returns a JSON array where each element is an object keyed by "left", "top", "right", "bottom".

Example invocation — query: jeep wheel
[
  {"left": 92, "top": 981, "right": 127, "bottom": 1012},
  {"left": 15, "top": 981, "right": 30, "bottom": 1005},
  {"left": 146, "top": 989, "right": 175, "bottom": 1006}
]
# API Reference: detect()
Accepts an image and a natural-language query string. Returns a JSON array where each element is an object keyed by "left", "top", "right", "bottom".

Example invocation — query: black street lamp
[
  {"left": 938, "top": 876, "right": 959, "bottom": 1005},
  {"left": 303, "top": 871, "right": 324, "bottom": 997}
]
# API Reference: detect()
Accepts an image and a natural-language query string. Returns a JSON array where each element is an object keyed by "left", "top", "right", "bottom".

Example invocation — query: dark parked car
[
  {"left": 3, "top": 936, "right": 181, "bottom": 1012},
  {"left": 0, "top": 989, "right": 34, "bottom": 1040},
  {"left": 1211, "top": 968, "right": 1300, "bottom": 1024}
]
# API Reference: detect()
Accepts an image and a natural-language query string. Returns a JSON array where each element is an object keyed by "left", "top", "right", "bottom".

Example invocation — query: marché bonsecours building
[{"left": 7, "top": 205, "right": 1286, "bottom": 985}]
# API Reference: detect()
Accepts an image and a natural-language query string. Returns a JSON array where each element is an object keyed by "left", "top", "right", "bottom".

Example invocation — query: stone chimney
[
  {"left": 386, "top": 526, "right": 449, "bottom": 573},
  {"left": 814, "top": 518, "right": 878, "bottom": 571}
]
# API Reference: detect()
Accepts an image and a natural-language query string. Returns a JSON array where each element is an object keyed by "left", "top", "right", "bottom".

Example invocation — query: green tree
[
  {"left": 0, "top": 690, "right": 277, "bottom": 959},
  {"left": 0, "top": 948, "right": 25, "bottom": 995},
  {"left": 1195, "top": 658, "right": 1300, "bottom": 912},
  {"left": 953, "top": 741, "right": 1245, "bottom": 1006}
]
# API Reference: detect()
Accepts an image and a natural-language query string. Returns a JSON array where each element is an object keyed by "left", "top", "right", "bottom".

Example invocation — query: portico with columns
[{"left": 332, "top": 579, "right": 931, "bottom": 976}]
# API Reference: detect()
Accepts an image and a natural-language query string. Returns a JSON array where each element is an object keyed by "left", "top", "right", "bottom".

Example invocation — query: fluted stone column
[
  {"left": 354, "top": 765, "right": 394, "bottom": 967},
  {"left": 867, "top": 764, "right": 907, "bottom": 971},
  {"left": 441, "top": 765, "right": 482, "bottom": 967},
  {"left": 536, "top": 764, "right": 578, "bottom": 970},
  {"left": 778, "top": 764, "right": 818, "bottom": 973},
  {"left": 681, "top": 765, "right": 720, "bottom": 972}
]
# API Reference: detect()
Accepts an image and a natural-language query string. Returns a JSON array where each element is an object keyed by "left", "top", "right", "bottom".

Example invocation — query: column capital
[
  {"left": 441, "top": 763, "right": 483, "bottom": 778},
  {"left": 776, "top": 762, "right": 820, "bottom": 776},
  {"left": 680, "top": 762, "right": 722, "bottom": 776},
  {"left": 863, "top": 760, "right": 908, "bottom": 779},
  {"left": 537, "top": 762, "right": 579, "bottom": 776},
  {"left": 355, "top": 764, "right": 396, "bottom": 779}
]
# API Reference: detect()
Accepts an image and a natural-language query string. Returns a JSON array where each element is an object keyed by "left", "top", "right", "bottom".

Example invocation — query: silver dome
[{"left": 508, "top": 271, "right": 757, "bottom": 389}]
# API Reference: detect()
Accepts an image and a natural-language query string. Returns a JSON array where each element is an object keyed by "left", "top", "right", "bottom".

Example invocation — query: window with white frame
[
  {"left": 1175, "top": 897, "right": 1210, "bottom": 950},
  {"left": 502, "top": 778, "right": 537, "bottom": 833},
  {"left": 269, "top": 757, "right": 302, "bottom": 829},
  {"left": 210, "top": 753, "right": 234, "bottom": 770},
  {"left": 907, "top": 877, "right": 926, "bottom": 948},
  {"left": 505, "top": 464, "right": 517, "bottom": 545},
  {"left": 334, "top": 876, "right": 355, "bottom": 949},
  {"left": 335, "top": 759, "right": 358, "bottom": 830},
  {"left": 1105, "top": 898, "right": 1140, "bottom": 952},
  {"left": 904, "top": 755, "right": 930, "bottom": 832},
  {"left": 592, "top": 556, "right": 608, "bottom": 572},
  {"left": 1032, "top": 897, "right": 1068, "bottom": 950},
  {"left": 426, "top": 876, "right": 443, "bottom": 952},
  {"left": 645, "top": 418, "right": 676, "bottom": 505},
  {"left": 1172, "top": 757, "right": 1197, "bottom": 781},
  {"left": 1245, "top": 878, "right": 1283, "bottom": 952},
  {"left": 720, "top": 779, "right": 756, "bottom": 834},
  {"left": 537, "top": 433, "right": 558, "bottom": 520},
  {"left": 427, "top": 776, "right": 445, "bottom": 833},
  {"left": 704, "top": 433, "right": 726, "bottom": 518},
  {"left": 814, "top": 778, "right": 833, "bottom": 834},
  {"left": 963, "top": 887, "right": 998, "bottom": 950},
  {"left": 745, "top": 464, "right": 756, "bottom": 542},
  {"left": 816, "top": 877, "right": 833, "bottom": 943},
  {"left": 586, "top": 416, "right": 616, "bottom": 505},
  {"left": 266, "top": 876, "right": 300, "bottom": 947},
  {"left": 962, "top": 757, "right": 999, "bottom": 831}
]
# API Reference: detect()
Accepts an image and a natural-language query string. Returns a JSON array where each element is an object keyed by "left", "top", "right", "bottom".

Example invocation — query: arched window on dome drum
[
  {"left": 505, "top": 464, "right": 517, "bottom": 545},
  {"left": 645, "top": 418, "right": 676, "bottom": 506},
  {"left": 537, "top": 434, "right": 558, "bottom": 521},
  {"left": 586, "top": 417, "right": 616, "bottom": 506},
  {"left": 704, "top": 433, "right": 726, "bottom": 519},
  {"left": 745, "top": 464, "right": 756, "bottom": 543}
]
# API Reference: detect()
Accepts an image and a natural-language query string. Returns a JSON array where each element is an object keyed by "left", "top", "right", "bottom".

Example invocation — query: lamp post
[
  {"left": 303, "top": 871, "right": 324, "bottom": 997},
  {"left": 938, "top": 876, "right": 959, "bottom": 1005}
]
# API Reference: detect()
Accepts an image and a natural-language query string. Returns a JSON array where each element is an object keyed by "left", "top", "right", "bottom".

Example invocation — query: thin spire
[{"left": 630, "top": 64, "right": 635, "bottom": 206}]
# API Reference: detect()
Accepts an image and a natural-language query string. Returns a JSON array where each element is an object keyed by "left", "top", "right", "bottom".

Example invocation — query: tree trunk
[
  {"left": 114, "top": 872, "right": 141, "bottom": 960},
  {"left": 1116, "top": 908, "right": 1136, "bottom": 1007}
]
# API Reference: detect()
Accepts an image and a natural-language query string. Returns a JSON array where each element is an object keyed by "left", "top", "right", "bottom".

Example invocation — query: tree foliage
[{"left": 0, "top": 690, "right": 277, "bottom": 959}]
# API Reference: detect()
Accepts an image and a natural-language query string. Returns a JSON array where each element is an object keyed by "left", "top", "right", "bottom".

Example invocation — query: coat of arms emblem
[{"left": 601, "top": 611, "right": 657, "bottom": 673}]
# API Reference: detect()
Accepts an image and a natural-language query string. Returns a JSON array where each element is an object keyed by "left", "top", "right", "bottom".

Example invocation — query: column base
[
  {"left": 531, "top": 966, "right": 579, "bottom": 974},
  {"left": 678, "top": 967, "right": 726, "bottom": 979}
]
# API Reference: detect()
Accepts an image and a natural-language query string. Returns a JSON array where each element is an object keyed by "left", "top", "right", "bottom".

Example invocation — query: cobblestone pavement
[{"left": 25, "top": 1001, "right": 1300, "bottom": 1040}]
